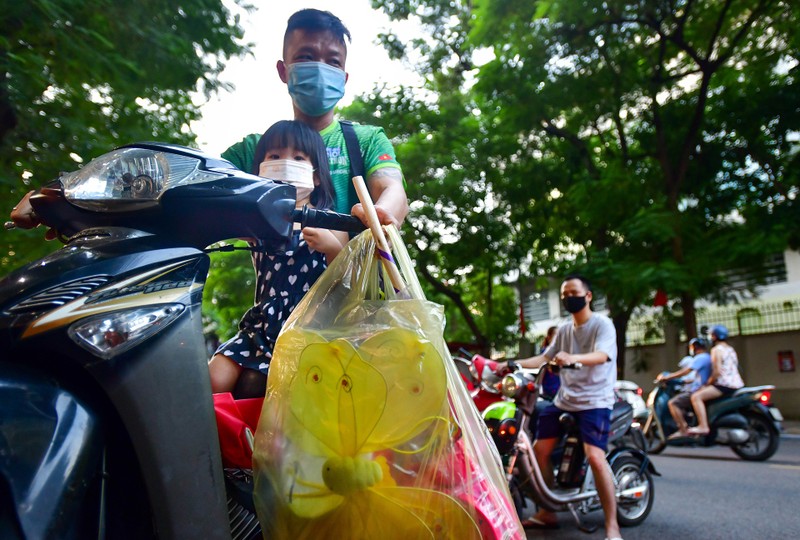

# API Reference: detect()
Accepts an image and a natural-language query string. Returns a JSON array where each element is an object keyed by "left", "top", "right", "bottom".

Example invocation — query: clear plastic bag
[{"left": 252, "top": 226, "right": 523, "bottom": 539}]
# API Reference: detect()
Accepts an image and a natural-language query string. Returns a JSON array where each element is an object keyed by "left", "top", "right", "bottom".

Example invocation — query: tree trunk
[
  {"left": 680, "top": 291, "right": 698, "bottom": 339},
  {"left": 486, "top": 269, "right": 493, "bottom": 346},
  {"left": 417, "top": 263, "right": 490, "bottom": 354},
  {"left": 611, "top": 309, "right": 631, "bottom": 380},
  {"left": 0, "top": 68, "right": 18, "bottom": 144}
]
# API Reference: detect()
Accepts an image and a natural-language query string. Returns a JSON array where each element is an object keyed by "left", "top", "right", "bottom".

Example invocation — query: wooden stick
[{"left": 352, "top": 175, "right": 406, "bottom": 292}]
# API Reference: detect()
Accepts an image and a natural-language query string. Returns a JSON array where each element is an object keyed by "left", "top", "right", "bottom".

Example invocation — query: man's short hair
[
  {"left": 284, "top": 9, "right": 352, "bottom": 50},
  {"left": 563, "top": 273, "right": 592, "bottom": 292}
]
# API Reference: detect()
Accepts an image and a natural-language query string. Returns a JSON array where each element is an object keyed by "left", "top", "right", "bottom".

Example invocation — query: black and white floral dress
[{"left": 215, "top": 230, "right": 327, "bottom": 374}]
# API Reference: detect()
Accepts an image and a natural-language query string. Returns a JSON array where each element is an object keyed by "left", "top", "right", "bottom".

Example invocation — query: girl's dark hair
[{"left": 252, "top": 120, "right": 335, "bottom": 210}]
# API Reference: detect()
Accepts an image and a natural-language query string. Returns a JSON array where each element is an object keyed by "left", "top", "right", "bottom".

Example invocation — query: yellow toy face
[
  {"left": 286, "top": 328, "right": 448, "bottom": 458},
  {"left": 265, "top": 328, "right": 480, "bottom": 538}
]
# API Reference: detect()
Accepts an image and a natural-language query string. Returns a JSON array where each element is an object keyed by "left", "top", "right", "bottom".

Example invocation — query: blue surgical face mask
[{"left": 286, "top": 61, "right": 346, "bottom": 117}]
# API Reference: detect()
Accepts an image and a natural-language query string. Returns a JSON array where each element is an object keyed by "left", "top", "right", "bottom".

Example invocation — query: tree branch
[
  {"left": 712, "top": 0, "right": 773, "bottom": 68},
  {"left": 542, "top": 120, "right": 599, "bottom": 179},
  {"left": 416, "top": 261, "right": 489, "bottom": 350},
  {"left": 705, "top": 0, "right": 734, "bottom": 61}
]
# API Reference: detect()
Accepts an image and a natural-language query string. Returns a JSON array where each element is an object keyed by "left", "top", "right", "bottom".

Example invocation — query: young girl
[{"left": 208, "top": 120, "right": 349, "bottom": 398}]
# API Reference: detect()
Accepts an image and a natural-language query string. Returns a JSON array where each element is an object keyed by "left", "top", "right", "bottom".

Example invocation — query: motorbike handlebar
[
  {"left": 546, "top": 360, "right": 583, "bottom": 372},
  {"left": 291, "top": 206, "right": 367, "bottom": 233}
]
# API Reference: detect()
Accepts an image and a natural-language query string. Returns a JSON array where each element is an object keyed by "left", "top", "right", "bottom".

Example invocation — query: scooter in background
[{"left": 642, "top": 375, "right": 783, "bottom": 460}]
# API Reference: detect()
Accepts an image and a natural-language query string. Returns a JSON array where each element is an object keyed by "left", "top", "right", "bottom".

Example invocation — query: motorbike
[
  {"left": 642, "top": 374, "right": 783, "bottom": 461},
  {"left": 482, "top": 362, "right": 657, "bottom": 532},
  {"left": 0, "top": 142, "right": 366, "bottom": 539},
  {"left": 614, "top": 380, "right": 648, "bottom": 422},
  {"left": 451, "top": 348, "right": 505, "bottom": 412}
]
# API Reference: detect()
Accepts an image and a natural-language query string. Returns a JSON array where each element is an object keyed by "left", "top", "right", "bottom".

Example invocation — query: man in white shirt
[{"left": 504, "top": 274, "right": 621, "bottom": 540}]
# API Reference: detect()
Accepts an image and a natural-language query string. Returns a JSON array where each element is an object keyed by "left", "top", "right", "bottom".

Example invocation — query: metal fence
[{"left": 625, "top": 297, "right": 800, "bottom": 346}]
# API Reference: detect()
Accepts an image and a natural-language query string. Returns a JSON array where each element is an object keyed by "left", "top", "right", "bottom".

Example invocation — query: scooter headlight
[
  {"left": 501, "top": 374, "right": 519, "bottom": 397},
  {"left": 68, "top": 304, "right": 184, "bottom": 359},
  {"left": 62, "top": 147, "right": 226, "bottom": 211}
]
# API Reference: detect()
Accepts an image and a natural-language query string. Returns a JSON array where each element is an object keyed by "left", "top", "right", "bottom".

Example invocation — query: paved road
[{"left": 524, "top": 435, "right": 800, "bottom": 540}]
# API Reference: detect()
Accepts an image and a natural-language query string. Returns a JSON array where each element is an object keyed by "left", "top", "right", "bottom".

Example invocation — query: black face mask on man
[{"left": 562, "top": 295, "right": 588, "bottom": 314}]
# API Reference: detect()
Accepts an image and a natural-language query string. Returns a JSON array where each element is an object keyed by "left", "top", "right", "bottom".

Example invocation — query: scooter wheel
[
  {"left": 613, "top": 455, "right": 654, "bottom": 527},
  {"left": 731, "top": 412, "right": 780, "bottom": 461}
]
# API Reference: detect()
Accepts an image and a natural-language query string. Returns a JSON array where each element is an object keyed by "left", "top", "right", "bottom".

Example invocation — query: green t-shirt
[{"left": 221, "top": 120, "right": 402, "bottom": 215}]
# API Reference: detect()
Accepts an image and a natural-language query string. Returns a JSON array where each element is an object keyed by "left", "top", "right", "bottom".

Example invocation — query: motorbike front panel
[
  {"left": 482, "top": 401, "right": 520, "bottom": 455},
  {"left": 0, "top": 231, "right": 203, "bottom": 347},
  {"left": 0, "top": 233, "right": 231, "bottom": 539},
  {"left": 0, "top": 363, "right": 102, "bottom": 540}
]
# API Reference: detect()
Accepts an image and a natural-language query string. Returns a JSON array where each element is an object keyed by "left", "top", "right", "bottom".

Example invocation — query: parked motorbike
[
  {"left": 451, "top": 348, "right": 504, "bottom": 412},
  {"left": 483, "top": 362, "right": 657, "bottom": 532},
  {"left": 642, "top": 374, "right": 783, "bottom": 461},
  {"left": 615, "top": 380, "right": 648, "bottom": 422},
  {"left": 0, "top": 143, "right": 366, "bottom": 539}
]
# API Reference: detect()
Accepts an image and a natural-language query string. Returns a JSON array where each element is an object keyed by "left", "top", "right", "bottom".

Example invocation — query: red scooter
[{"left": 451, "top": 348, "right": 505, "bottom": 412}]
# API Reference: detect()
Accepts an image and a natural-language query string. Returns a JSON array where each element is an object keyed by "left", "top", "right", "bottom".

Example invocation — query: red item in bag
[{"left": 212, "top": 393, "right": 263, "bottom": 469}]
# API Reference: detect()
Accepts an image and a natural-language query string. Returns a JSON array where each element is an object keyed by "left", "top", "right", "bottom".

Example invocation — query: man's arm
[
  {"left": 351, "top": 167, "right": 408, "bottom": 226},
  {"left": 554, "top": 350, "right": 609, "bottom": 367},
  {"left": 494, "top": 353, "right": 550, "bottom": 372},
  {"left": 220, "top": 135, "right": 258, "bottom": 172},
  {"left": 656, "top": 366, "right": 693, "bottom": 381}
]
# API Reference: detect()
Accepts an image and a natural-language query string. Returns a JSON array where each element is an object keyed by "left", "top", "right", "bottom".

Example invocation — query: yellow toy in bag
[{"left": 252, "top": 226, "right": 523, "bottom": 540}]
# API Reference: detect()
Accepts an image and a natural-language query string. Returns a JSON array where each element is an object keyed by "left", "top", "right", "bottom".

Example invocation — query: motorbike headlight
[
  {"left": 68, "top": 304, "right": 184, "bottom": 359},
  {"left": 62, "top": 147, "right": 227, "bottom": 211},
  {"left": 501, "top": 374, "right": 519, "bottom": 397}
]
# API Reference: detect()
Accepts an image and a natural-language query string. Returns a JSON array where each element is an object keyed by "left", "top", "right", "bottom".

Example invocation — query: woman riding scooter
[{"left": 688, "top": 325, "right": 744, "bottom": 436}]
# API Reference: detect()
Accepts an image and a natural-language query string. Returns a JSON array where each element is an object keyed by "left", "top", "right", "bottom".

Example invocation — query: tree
[
  {"left": 354, "top": 0, "right": 798, "bottom": 369},
  {"left": 202, "top": 243, "right": 255, "bottom": 345},
  {"left": 468, "top": 0, "right": 798, "bottom": 361},
  {"left": 1, "top": 0, "right": 251, "bottom": 270},
  {"left": 344, "top": 0, "right": 560, "bottom": 354}
]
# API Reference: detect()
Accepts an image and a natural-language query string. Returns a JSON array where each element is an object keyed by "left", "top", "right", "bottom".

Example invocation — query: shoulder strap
[{"left": 339, "top": 120, "right": 366, "bottom": 180}]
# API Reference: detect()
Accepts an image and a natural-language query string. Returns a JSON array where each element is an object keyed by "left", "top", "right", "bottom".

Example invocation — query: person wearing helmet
[
  {"left": 688, "top": 325, "right": 745, "bottom": 436},
  {"left": 656, "top": 338, "right": 712, "bottom": 437}
]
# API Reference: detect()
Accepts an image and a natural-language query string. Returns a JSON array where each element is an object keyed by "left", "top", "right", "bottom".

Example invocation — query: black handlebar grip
[{"left": 292, "top": 206, "right": 367, "bottom": 233}]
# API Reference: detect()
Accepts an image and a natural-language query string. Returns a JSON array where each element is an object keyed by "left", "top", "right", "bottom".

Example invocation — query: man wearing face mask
[
  {"left": 495, "top": 274, "right": 621, "bottom": 539},
  {"left": 221, "top": 8, "right": 409, "bottom": 228}
]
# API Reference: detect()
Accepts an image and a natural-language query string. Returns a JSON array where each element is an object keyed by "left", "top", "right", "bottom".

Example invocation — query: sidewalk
[{"left": 783, "top": 419, "right": 800, "bottom": 436}]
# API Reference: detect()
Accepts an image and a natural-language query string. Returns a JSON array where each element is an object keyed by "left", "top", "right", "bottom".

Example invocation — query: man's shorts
[
  {"left": 535, "top": 404, "right": 611, "bottom": 450},
  {"left": 669, "top": 391, "right": 692, "bottom": 411}
]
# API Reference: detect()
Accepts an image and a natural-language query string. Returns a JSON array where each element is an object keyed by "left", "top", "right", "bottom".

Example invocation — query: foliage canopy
[
  {"left": 1, "top": 0, "right": 250, "bottom": 268},
  {"left": 354, "top": 0, "right": 799, "bottom": 359}
]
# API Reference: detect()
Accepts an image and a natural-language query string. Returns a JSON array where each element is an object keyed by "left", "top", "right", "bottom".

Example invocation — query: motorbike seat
[
  {"left": 732, "top": 384, "right": 774, "bottom": 397},
  {"left": 558, "top": 412, "right": 577, "bottom": 430},
  {"left": 611, "top": 400, "right": 632, "bottom": 423}
]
